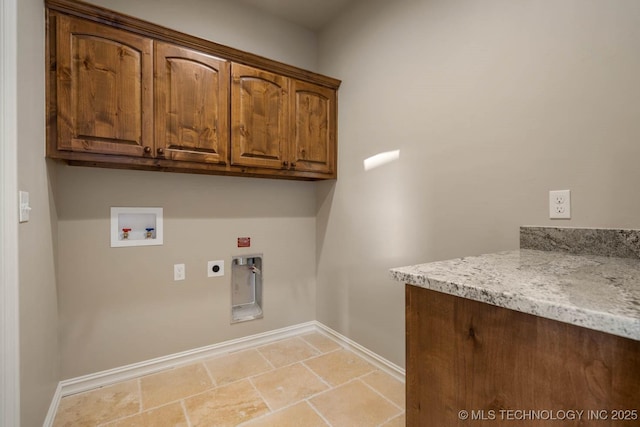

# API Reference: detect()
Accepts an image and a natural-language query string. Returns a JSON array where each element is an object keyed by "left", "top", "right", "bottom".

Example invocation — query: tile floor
[{"left": 53, "top": 332, "right": 405, "bottom": 426}]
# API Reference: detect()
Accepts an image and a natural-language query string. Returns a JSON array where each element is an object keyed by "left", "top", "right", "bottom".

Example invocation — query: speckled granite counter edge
[
  {"left": 392, "top": 227, "right": 640, "bottom": 340},
  {"left": 520, "top": 226, "right": 640, "bottom": 259},
  {"left": 389, "top": 263, "right": 640, "bottom": 341}
]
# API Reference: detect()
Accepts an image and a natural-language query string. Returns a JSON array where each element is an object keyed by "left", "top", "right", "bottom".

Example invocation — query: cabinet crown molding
[{"left": 45, "top": 0, "right": 341, "bottom": 90}]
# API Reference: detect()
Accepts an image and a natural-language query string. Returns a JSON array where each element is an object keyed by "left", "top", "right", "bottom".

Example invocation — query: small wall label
[{"left": 237, "top": 237, "right": 251, "bottom": 248}]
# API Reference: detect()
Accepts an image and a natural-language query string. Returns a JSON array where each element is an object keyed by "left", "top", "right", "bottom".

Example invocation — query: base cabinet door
[
  {"left": 290, "top": 79, "right": 336, "bottom": 176},
  {"left": 55, "top": 14, "right": 153, "bottom": 157},
  {"left": 406, "top": 285, "right": 640, "bottom": 426},
  {"left": 231, "top": 63, "right": 289, "bottom": 170},
  {"left": 155, "top": 42, "right": 230, "bottom": 164}
]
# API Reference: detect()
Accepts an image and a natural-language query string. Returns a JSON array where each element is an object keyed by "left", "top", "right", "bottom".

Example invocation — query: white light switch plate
[{"left": 19, "top": 191, "right": 31, "bottom": 223}]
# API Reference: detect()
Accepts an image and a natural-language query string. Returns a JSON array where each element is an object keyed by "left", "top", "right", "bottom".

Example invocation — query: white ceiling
[{"left": 234, "top": 0, "right": 355, "bottom": 31}]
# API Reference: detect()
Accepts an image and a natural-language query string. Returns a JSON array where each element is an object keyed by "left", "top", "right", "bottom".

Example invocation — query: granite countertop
[{"left": 390, "top": 227, "right": 640, "bottom": 341}]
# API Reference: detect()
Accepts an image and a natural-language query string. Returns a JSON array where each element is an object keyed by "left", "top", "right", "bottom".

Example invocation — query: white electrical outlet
[
  {"left": 174, "top": 263, "right": 186, "bottom": 281},
  {"left": 208, "top": 260, "right": 224, "bottom": 277},
  {"left": 549, "top": 190, "right": 571, "bottom": 219}
]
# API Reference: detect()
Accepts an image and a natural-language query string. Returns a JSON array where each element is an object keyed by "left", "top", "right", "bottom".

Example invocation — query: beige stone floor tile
[
  {"left": 204, "top": 349, "right": 273, "bottom": 386},
  {"left": 53, "top": 379, "right": 140, "bottom": 427},
  {"left": 53, "top": 332, "right": 407, "bottom": 427},
  {"left": 140, "top": 363, "right": 212, "bottom": 409},
  {"left": 102, "top": 402, "right": 187, "bottom": 427},
  {"left": 257, "top": 337, "right": 320, "bottom": 368},
  {"left": 361, "top": 370, "right": 405, "bottom": 408},
  {"left": 251, "top": 363, "right": 328, "bottom": 410},
  {"left": 184, "top": 379, "right": 269, "bottom": 427},
  {"left": 382, "top": 413, "right": 406, "bottom": 427},
  {"left": 300, "top": 332, "right": 341, "bottom": 353},
  {"left": 310, "top": 380, "right": 401, "bottom": 427},
  {"left": 240, "top": 402, "right": 328, "bottom": 427},
  {"left": 304, "top": 349, "right": 374, "bottom": 386}
]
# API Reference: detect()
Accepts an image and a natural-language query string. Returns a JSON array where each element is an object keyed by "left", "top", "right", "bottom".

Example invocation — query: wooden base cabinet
[
  {"left": 406, "top": 285, "right": 640, "bottom": 427},
  {"left": 46, "top": 0, "right": 340, "bottom": 181}
]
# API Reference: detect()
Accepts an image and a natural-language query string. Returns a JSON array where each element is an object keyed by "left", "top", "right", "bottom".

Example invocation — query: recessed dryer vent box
[
  {"left": 110, "top": 207, "right": 163, "bottom": 247},
  {"left": 231, "top": 254, "right": 263, "bottom": 323}
]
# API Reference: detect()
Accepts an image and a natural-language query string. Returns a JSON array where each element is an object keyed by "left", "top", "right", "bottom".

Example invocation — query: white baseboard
[
  {"left": 42, "top": 383, "right": 62, "bottom": 427},
  {"left": 44, "top": 321, "right": 405, "bottom": 426},
  {"left": 313, "top": 322, "right": 406, "bottom": 382},
  {"left": 58, "top": 321, "right": 318, "bottom": 398}
]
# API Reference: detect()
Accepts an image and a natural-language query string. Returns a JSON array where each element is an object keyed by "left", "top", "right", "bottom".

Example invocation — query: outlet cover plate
[
  {"left": 549, "top": 190, "right": 571, "bottom": 219},
  {"left": 174, "top": 263, "right": 185, "bottom": 281}
]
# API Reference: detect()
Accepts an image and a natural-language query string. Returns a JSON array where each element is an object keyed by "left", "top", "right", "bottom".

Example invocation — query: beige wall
[
  {"left": 87, "top": 0, "right": 318, "bottom": 71},
  {"left": 56, "top": 0, "right": 320, "bottom": 379},
  {"left": 56, "top": 167, "right": 317, "bottom": 377},
  {"left": 316, "top": 0, "right": 640, "bottom": 367},
  {"left": 17, "top": 0, "right": 60, "bottom": 425},
  {"left": 43, "top": 0, "right": 640, "bottom": 390}
]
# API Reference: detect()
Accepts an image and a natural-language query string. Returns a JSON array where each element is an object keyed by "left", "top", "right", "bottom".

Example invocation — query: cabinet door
[
  {"left": 155, "top": 42, "right": 229, "bottom": 164},
  {"left": 290, "top": 80, "right": 336, "bottom": 176},
  {"left": 231, "top": 64, "right": 288, "bottom": 169},
  {"left": 56, "top": 15, "right": 153, "bottom": 156}
]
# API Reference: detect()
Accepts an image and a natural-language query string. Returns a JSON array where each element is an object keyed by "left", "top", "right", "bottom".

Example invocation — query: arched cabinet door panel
[
  {"left": 56, "top": 14, "right": 153, "bottom": 157},
  {"left": 155, "top": 42, "right": 229, "bottom": 164},
  {"left": 290, "top": 79, "right": 336, "bottom": 175},
  {"left": 231, "top": 63, "right": 289, "bottom": 170}
]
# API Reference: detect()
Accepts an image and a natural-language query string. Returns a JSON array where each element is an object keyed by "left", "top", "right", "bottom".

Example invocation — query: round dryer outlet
[{"left": 208, "top": 260, "right": 224, "bottom": 277}]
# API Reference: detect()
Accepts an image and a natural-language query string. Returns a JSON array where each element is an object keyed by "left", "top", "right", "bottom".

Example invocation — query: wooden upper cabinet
[
  {"left": 155, "top": 42, "right": 230, "bottom": 164},
  {"left": 47, "top": 0, "right": 340, "bottom": 180},
  {"left": 290, "top": 80, "right": 336, "bottom": 175},
  {"left": 55, "top": 14, "right": 153, "bottom": 157},
  {"left": 230, "top": 64, "right": 337, "bottom": 177},
  {"left": 231, "top": 63, "right": 289, "bottom": 170}
]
